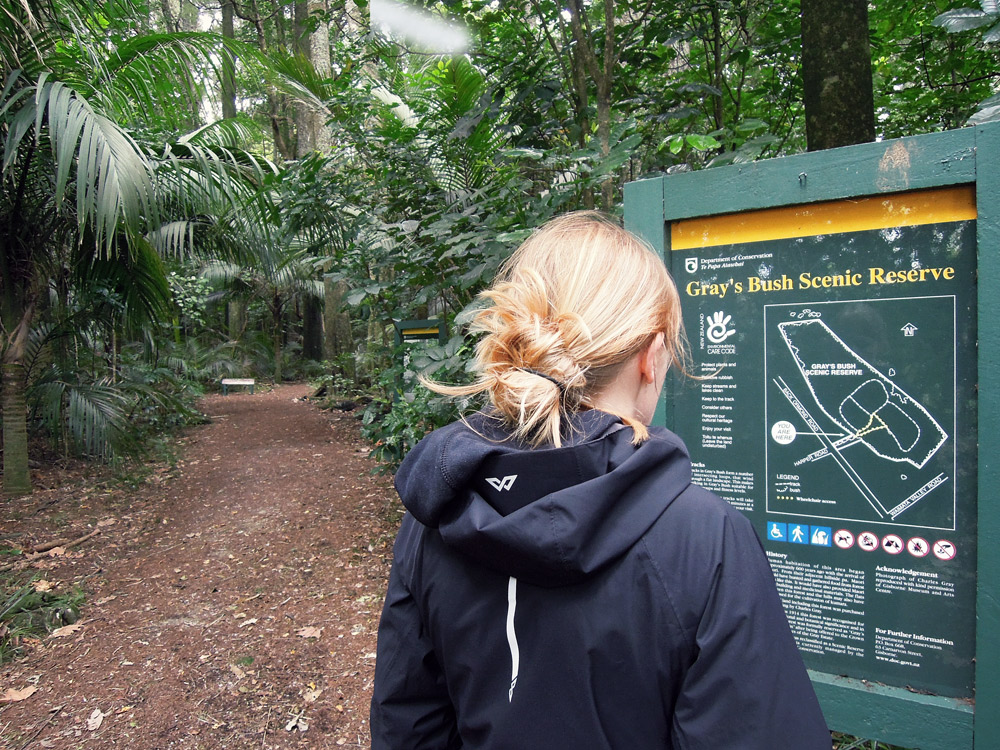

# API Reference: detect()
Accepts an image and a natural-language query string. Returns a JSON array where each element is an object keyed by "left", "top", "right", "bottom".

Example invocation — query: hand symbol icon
[{"left": 706, "top": 311, "right": 736, "bottom": 344}]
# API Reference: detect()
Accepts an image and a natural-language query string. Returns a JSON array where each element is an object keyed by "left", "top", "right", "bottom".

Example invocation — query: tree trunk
[
  {"left": 227, "top": 299, "right": 246, "bottom": 340},
  {"left": 302, "top": 296, "right": 324, "bottom": 361},
  {"left": 709, "top": 4, "right": 725, "bottom": 131},
  {"left": 2, "top": 287, "right": 36, "bottom": 496},
  {"left": 309, "top": 0, "right": 332, "bottom": 153},
  {"left": 294, "top": 0, "right": 314, "bottom": 155},
  {"left": 271, "top": 293, "right": 283, "bottom": 382},
  {"left": 294, "top": 0, "right": 332, "bottom": 157},
  {"left": 801, "top": 0, "right": 875, "bottom": 151},
  {"left": 324, "top": 277, "right": 354, "bottom": 378},
  {"left": 221, "top": 0, "right": 237, "bottom": 120},
  {"left": 243, "top": 0, "right": 296, "bottom": 160},
  {"left": 571, "top": 41, "right": 595, "bottom": 210},
  {"left": 161, "top": 0, "right": 180, "bottom": 32},
  {"left": 567, "top": 0, "right": 616, "bottom": 210},
  {"left": 161, "top": 0, "right": 202, "bottom": 125},
  {"left": 2, "top": 360, "right": 31, "bottom": 496}
]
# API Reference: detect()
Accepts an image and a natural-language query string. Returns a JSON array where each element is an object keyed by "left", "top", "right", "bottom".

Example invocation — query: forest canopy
[{"left": 1, "top": 0, "right": 998, "bottom": 493}]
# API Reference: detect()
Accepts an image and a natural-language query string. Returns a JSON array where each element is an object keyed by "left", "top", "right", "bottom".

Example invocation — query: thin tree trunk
[
  {"left": 242, "top": 0, "right": 296, "bottom": 160},
  {"left": 302, "top": 296, "right": 323, "bottom": 361},
  {"left": 272, "top": 293, "right": 283, "bottom": 382},
  {"left": 597, "top": 0, "right": 615, "bottom": 210},
  {"left": 2, "top": 361, "right": 31, "bottom": 496},
  {"left": 571, "top": 42, "right": 595, "bottom": 210},
  {"left": 221, "top": 0, "right": 238, "bottom": 120},
  {"left": 324, "top": 277, "right": 354, "bottom": 378},
  {"left": 567, "top": 0, "right": 616, "bottom": 210},
  {"left": 710, "top": 4, "right": 724, "bottom": 131}
]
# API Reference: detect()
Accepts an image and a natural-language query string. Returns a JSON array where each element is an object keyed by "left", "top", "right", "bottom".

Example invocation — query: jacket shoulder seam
[{"left": 438, "top": 426, "right": 463, "bottom": 491}]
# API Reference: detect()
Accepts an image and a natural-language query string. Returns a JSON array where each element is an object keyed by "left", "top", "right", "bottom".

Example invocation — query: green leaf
[
  {"left": 346, "top": 289, "right": 368, "bottom": 306},
  {"left": 735, "top": 119, "right": 767, "bottom": 134},
  {"left": 969, "top": 103, "right": 1000, "bottom": 124},
  {"left": 685, "top": 134, "right": 721, "bottom": 151},
  {"left": 983, "top": 19, "right": 1000, "bottom": 41},
  {"left": 933, "top": 9, "right": 993, "bottom": 32},
  {"left": 502, "top": 147, "right": 544, "bottom": 160}
]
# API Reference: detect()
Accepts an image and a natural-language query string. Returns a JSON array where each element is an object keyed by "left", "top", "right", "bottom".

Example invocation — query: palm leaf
[
  {"left": 983, "top": 19, "right": 1000, "bottom": 41},
  {"left": 265, "top": 51, "right": 333, "bottom": 116},
  {"left": 29, "top": 375, "right": 133, "bottom": 460},
  {"left": 4, "top": 75, "right": 157, "bottom": 250},
  {"left": 66, "top": 380, "right": 132, "bottom": 459},
  {"left": 180, "top": 117, "right": 266, "bottom": 151},
  {"left": 76, "top": 32, "right": 256, "bottom": 126},
  {"left": 74, "top": 234, "right": 171, "bottom": 332},
  {"left": 0, "top": 0, "right": 59, "bottom": 73}
]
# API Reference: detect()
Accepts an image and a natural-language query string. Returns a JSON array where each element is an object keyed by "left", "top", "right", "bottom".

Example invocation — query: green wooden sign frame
[
  {"left": 624, "top": 124, "right": 999, "bottom": 750},
  {"left": 393, "top": 318, "right": 447, "bottom": 346}
]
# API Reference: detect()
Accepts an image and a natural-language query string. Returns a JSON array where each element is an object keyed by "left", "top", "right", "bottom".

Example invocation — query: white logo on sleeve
[{"left": 486, "top": 475, "right": 518, "bottom": 491}]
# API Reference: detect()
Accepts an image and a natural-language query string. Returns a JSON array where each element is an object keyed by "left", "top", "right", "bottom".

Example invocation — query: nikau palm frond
[
  {"left": 266, "top": 51, "right": 334, "bottom": 116},
  {"left": 384, "top": 57, "right": 512, "bottom": 194},
  {"left": 31, "top": 377, "right": 133, "bottom": 460},
  {"left": 0, "top": 0, "right": 289, "bottom": 492},
  {"left": 3, "top": 72, "right": 156, "bottom": 250}
]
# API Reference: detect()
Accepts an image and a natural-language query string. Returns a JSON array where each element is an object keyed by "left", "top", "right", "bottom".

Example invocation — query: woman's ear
[{"left": 638, "top": 333, "right": 665, "bottom": 385}]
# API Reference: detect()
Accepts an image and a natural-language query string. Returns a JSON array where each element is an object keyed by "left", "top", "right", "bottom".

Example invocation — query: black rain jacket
[{"left": 370, "top": 410, "right": 830, "bottom": 749}]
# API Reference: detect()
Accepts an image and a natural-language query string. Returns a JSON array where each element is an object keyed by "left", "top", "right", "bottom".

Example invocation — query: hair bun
[{"left": 424, "top": 211, "right": 685, "bottom": 447}]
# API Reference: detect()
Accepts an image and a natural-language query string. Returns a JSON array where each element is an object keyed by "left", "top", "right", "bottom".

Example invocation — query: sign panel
[{"left": 670, "top": 187, "right": 977, "bottom": 699}]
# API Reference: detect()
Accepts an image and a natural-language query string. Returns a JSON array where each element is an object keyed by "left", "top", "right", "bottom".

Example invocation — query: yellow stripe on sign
[
  {"left": 404, "top": 328, "right": 439, "bottom": 336},
  {"left": 671, "top": 185, "right": 977, "bottom": 250}
]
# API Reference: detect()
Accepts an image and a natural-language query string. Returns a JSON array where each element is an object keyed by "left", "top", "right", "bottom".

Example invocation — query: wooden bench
[{"left": 221, "top": 378, "right": 256, "bottom": 395}]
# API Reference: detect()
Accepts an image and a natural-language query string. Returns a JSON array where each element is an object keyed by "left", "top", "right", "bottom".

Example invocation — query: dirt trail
[{"left": 0, "top": 384, "right": 401, "bottom": 748}]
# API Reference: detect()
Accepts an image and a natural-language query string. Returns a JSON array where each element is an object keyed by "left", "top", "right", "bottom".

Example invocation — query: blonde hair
[{"left": 428, "top": 210, "right": 685, "bottom": 447}]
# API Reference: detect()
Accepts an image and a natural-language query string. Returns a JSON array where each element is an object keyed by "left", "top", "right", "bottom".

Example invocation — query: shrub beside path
[{"left": 0, "top": 384, "right": 401, "bottom": 748}]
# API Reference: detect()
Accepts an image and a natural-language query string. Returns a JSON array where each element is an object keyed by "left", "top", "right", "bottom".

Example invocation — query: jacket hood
[{"left": 394, "top": 410, "right": 693, "bottom": 587}]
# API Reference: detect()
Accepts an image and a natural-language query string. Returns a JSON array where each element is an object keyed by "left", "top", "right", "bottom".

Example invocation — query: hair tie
[{"left": 519, "top": 368, "right": 566, "bottom": 397}]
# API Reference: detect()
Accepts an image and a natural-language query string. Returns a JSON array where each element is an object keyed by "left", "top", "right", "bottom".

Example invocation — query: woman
[{"left": 370, "top": 211, "right": 830, "bottom": 749}]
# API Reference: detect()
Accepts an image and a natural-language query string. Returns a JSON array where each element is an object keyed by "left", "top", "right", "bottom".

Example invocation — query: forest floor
[{"left": 0, "top": 384, "right": 402, "bottom": 749}]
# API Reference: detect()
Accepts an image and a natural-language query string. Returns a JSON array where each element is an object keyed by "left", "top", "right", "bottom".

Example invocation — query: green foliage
[
  {"left": 935, "top": 1, "right": 1000, "bottom": 39},
  {"left": 0, "top": 576, "right": 83, "bottom": 664},
  {"left": 3, "top": 0, "right": 999, "bottom": 488},
  {"left": 168, "top": 270, "right": 212, "bottom": 332},
  {"left": 363, "top": 386, "right": 459, "bottom": 470},
  {"left": 0, "top": 0, "right": 285, "bottom": 493},
  {"left": 360, "top": 335, "right": 474, "bottom": 469},
  {"left": 24, "top": 336, "right": 208, "bottom": 462},
  {"left": 932, "top": 1, "right": 1000, "bottom": 124},
  {"left": 159, "top": 336, "right": 242, "bottom": 384}
]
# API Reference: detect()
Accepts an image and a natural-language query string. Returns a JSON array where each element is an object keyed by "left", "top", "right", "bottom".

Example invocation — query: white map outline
[
  {"left": 778, "top": 319, "right": 948, "bottom": 469},
  {"left": 763, "top": 296, "right": 958, "bottom": 531}
]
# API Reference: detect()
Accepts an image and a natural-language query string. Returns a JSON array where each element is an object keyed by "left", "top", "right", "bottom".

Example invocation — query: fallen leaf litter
[{"left": 0, "top": 384, "right": 401, "bottom": 748}]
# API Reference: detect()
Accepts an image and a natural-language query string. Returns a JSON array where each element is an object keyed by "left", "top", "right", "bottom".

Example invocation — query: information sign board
[
  {"left": 675, "top": 187, "right": 977, "bottom": 700},
  {"left": 624, "top": 126, "right": 1000, "bottom": 750}
]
